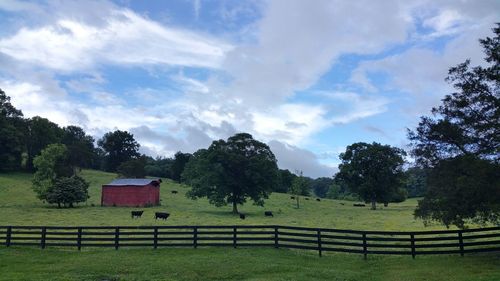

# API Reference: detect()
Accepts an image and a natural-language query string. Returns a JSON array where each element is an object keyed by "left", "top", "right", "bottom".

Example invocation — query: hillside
[{"left": 1, "top": 169, "right": 446, "bottom": 231}]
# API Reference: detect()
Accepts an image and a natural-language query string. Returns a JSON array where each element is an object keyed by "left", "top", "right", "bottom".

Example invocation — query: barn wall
[{"left": 101, "top": 185, "right": 160, "bottom": 207}]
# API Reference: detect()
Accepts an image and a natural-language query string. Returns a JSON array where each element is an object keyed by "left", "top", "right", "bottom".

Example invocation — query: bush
[{"left": 46, "top": 175, "right": 89, "bottom": 208}]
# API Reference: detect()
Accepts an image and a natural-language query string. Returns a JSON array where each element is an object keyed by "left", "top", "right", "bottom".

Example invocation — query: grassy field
[
  {"left": 1, "top": 169, "right": 449, "bottom": 230},
  {"left": 1, "top": 247, "right": 499, "bottom": 281},
  {"left": 1, "top": 170, "right": 499, "bottom": 281}
]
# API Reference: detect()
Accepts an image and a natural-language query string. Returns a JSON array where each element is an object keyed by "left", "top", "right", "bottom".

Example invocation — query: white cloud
[{"left": 0, "top": 9, "right": 232, "bottom": 71}]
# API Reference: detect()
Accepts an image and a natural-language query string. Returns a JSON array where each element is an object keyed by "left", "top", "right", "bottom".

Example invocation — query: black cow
[
  {"left": 290, "top": 196, "right": 295, "bottom": 200},
  {"left": 155, "top": 212, "right": 170, "bottom": 220},
  {"left": 304, "top": 197, "right": 309, "bottom": 200},
  {"left": 264, "top": 211, "right": 273, "bottom": 217},
  {"left": 340, "top": 203, "right": 345, "bottom": 205},
  {"left": 239, "top": 213, "right": 246, "bottom": 220},
  {"left": 353, "top": 203, "right": 366, "bottom": 207},
  {"left": 316, "top": 198, "right": 321, "bottom": 202},
  {"left": 131, "top": 210, "right": 143, "bottom": 219},
  {"left": 171, "top": 190, "right": 178, "bottom": 194}
]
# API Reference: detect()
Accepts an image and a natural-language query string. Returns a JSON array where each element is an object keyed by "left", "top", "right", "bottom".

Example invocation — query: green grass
[
  {"left": 1, "top": 170, "right": 498, "bottom": 281},
  {"left": 0, "top": 169, "right": 449, "bottom": 230},
  {"left": 1, "top": 247, "right": 499, "bottom": 281}
]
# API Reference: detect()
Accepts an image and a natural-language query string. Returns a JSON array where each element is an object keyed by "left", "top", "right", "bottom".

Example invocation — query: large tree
[
  {"left": 335, "top": 142, "right": 406, "bottom": 210},
  {"left": 98, "top": 130, "right": 140, "bottom": 172},
  {"left": 61, "top": 125, "right": 96, "bottom": 169},
  {"left": 409, "top": 24, "right": 500, "bottom": 228},
  {"left": 0, "top": 89, "right": 25, "bottom": 171},
  {"left": 170, "top": 151, "right": 192, "bottom": 182},
  {"left": 25, "top": 116, "right": 63, "bottom": 171},
  {"left": 182, "top": 133, "right": 279, "bottom": 214}
]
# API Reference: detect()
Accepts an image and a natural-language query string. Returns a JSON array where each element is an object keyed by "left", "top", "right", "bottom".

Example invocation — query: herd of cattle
[{"left": 128, "top": 189, "right": 365, "bottom": 221}]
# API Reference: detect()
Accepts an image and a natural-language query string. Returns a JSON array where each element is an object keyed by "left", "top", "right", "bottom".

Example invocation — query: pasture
[
  {"left": 1, "top": 170, "right": 499, "bottom": 281},
  {"left": 1, "top": 169, "right": 444, "bottom": 230}
]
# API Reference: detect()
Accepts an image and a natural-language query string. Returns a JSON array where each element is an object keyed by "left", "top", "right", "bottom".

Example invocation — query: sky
[{"left": 0, "top": 0, "right": 498, "bottom": 178}]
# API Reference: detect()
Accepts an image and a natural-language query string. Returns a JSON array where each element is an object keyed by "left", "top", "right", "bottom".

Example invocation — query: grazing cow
[
  {"left": 264, "top": 211, "right": 273, "bottom": 217},
  {"left": 239, "top": 213, "right": 246, "bottom": 220},
  {"left": 171, "top": 190, "right": 178, "bottom": 194},
  {"left": 353, "top": 203, "right": 366, "bottom": 207},
  {"left": 316, "top": 198, "right": 321, "bottom": 202},
  {"left": 131, "top": 210, "right": 143, "bottom": 219},
  {"left": 290, "top": 196, "right": 295, "bottom": 200},
  {"left": 155, "top": 212, "right": 170, "bottom": 220},
  {"left": 340, "top": 203, "right": 345, "bottom": 205},
  {"left": 304, "top": 197, "right": 309, "bottom": 200}
]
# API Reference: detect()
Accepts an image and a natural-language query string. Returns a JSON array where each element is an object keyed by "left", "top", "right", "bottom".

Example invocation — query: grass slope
[{"left": 1, "top": 169, "right": 446, "bottom": 230}]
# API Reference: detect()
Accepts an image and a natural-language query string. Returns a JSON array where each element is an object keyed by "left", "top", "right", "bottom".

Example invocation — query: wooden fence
[{"left": 1, "top": 225, "right": 499, "bottom": 258}]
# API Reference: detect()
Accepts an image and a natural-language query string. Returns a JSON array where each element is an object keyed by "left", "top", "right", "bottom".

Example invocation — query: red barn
[{"left": 101, "top": 178, "right": 161, "bottom": 207}]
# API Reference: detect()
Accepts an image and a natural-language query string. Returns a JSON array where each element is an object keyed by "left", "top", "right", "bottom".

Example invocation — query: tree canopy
[
  {"left": 98, "top": 130, "right": 140, "bottom": 172},
  {"left": 0, "top": 89, "right": 25, "bottom": 171},
  {"left": 335, "top": 142, "right": 407, "bottom": 210},
  {"left": 183, "top": 133, "right": 279, "bottom": 214},
  {"left": 409, "top": 24, "right": 500, "bottom": 228}
]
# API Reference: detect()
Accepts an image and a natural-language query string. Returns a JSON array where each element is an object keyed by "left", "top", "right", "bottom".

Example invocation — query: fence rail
[{"left": 1, "top": 225, "right": 499, "bottom": 258}]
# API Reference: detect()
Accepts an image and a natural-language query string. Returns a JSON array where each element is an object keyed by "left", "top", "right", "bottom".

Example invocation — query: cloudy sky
[{"left": 0, "top": 0, "right": 498, "bottom": 178}]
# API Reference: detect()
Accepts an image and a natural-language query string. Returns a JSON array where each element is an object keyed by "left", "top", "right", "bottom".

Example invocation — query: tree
[
  {"left": 98, "top": 130, "right": 140, "bottom": 172},
  {"left": 311, "top": 177, "right": 334, "bottom": 198},
  {"left": 144, "top": 156, "right": 174, "bottom": 178},
  {"left": 32, "top": 144, "right": 73, "bottom": 201},
  {"left": 25, "top": 116, "right": 63, "bottom": 171},
  {"left": 290, "top": 171, "right": 310, "bottom": 208},
  {"left": 61, "top": 126, "right": 96, "bottom": 169},
  {"left": 117, "top": 156, "right": 147, "bottom": 178},
  {"left": 170, "top": 152, "right": 192, "bottom": 182},
  {"left": 0, "top": 89, "right": 25, "bottom": 171},
  {"left": 404, "top": 167, "right": 428, "bottom": 198},
  {"left": 275, "top": 169, "right": 297, "bottom": 193},
  {"left": 183, "top": 133, "right": 278, "bottom": 214},
  {"left": 335, "top": 142, "right": 406, "bottom": 210},
  {"left": 46, "top": 176, "right": 89, "bottom": 208},
  {"left": 409, "top": 24, "right": 500, "bottom": 227}
]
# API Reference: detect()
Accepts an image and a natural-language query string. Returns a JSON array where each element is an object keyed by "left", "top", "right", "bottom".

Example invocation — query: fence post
[
  {"left": 41, "top": 227, "right": 46, "bottom": 249},
  {"left": 233, "top": 226, "right": 237, "bottom": 248},
  {"left": 77, "top": 227, "right": 82, "bottom": 251},
  {"left": 114, "top": 227, "right": 120, "bottom": 250},
  {"left": 362, "top": 233, "right": 367, "bottom": 260},
  {"left": 6, "top": 226, "right": 12, "bottom": 247},
  {"left": 317, "top": 229, "right": 322, "bottom": 257},
  {"left": 274, "top": 226, "right": 279, "bottom": 249},
  {"left": 153, "top": 227, "right": 158, "bottom": 249},
  {"left": 458, "top": 230, "right": 464, "bottom": 257},
  {"left": 193, "top": 226, "right": 198, "bottom": 249},
  {"left": 410, "top": 234, "right": 416, "bottom": 259}
]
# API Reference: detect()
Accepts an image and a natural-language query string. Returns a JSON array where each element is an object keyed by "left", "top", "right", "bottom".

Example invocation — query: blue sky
[{"left": 0, "top": 0, "right": 498, "bottom": 177}]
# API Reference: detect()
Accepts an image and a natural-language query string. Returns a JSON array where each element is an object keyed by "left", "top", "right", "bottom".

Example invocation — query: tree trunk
[
  {"left": 232, "top": 201, "right": 238, "bottom": 214},
  {"left": 296, "top": 197, "right": 300, "bottom": 209},
  {"left": 57, "top": 203, "right": 61, "bottom": 208},
  {"left": 371, "top": 201, "right": 376, "bottom": 210}
]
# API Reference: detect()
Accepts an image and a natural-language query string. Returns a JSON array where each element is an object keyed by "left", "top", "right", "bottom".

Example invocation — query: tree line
[{"left": 0, "top": 24, "right": 498, "bottom": 228}]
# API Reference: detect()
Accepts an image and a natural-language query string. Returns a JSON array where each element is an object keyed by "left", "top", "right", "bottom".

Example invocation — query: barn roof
[{"left": 104, "top": 178, "right": 162, "bottom": 186}]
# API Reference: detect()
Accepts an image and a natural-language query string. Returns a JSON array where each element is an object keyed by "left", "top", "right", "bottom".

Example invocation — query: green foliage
[
  {"left": 404, "top": 167, "right": 427, "bottom": 198},
  {"left": 0, "top": 89, "right": 25, "bottom": 171},
  {"left": 144, "top": 156, "right": 173, "bottom": 178},
  {"left": 311, "top": 177, "right": 334, "bottom": 198},
  {"left": 32, "top": 144, "right": 72, "bottom": 200},
  {"left": 410, "top": 24, "right": 500, "bottom": 228},
  {"left": 117, "top": 156, "right": 147, "bottom": 178},
  {"left": 98, "top": 130, "right": 140, "bottom": 172},
  {"left": 183, "top": 133, "right": 278, "bottom": 214},
  {"left": 274, "top": 169, "right": 296, "bottom": 193},
  {"left": 414, "top": 156, "right": 500, "bottom": 228},
  {"left": 61, "top": 125, "right": 95, "bottom": 169},
  {"left": 46, "top": 175, "right": 89, "bottom": 208},
  {"left": 170, "top": 152, "right": 192, "bottom": 182},
  {"left": 290, "top": 171, "right": 310, "bottom": 208},
  {"left": 335, "top": 142, "right": 407, "bottom": 210},
  {"left": 25, "top": 116, "right": 64, "bottom": 171}
]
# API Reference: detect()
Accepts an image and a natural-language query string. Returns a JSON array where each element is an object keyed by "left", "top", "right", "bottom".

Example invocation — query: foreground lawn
[
  {"left": 0, "top": 170, "right": 449, "bottom": 231},
  {"left": 1, "top": 247, "right": 499, "bottom": 281}
]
